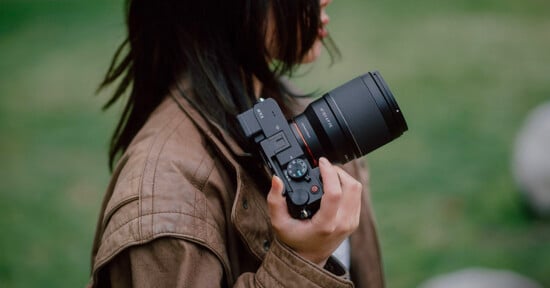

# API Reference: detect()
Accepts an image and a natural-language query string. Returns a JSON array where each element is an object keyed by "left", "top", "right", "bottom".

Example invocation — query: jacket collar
[{"left": 169, "top": 88, "right": 252, "bottom": 158}]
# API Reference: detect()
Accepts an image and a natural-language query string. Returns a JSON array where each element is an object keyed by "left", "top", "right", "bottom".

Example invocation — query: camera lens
[{"left": 291, "top": 71, "right": 408, "bottom": 164}]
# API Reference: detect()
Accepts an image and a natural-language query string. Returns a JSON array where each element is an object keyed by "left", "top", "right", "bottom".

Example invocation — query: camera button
[
  {"left": 311, "top": 185, "right": 320, "bottom": 193},
  {"left": 287, "top": 158, "right": 308, "bottom": 180},
  {"left": 289, "top": 189, "right": 309, "bottom": 206}
]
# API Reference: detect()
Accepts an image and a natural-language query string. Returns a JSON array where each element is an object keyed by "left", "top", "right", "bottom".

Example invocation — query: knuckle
[
  {"left": 318, "top": 223, "right": 337, "bottom": 236},
  {"left": 325, "top": 185, "right": 342, "bottom": 199},
  {"left": 342, "top": 219, "right": 358, "bottom": 234},
  {"left": 315, "top": 219, "right": 340, "bottom": 237},
  {"left": 350, "top": 180, "right": 363, "bottom": 192}
]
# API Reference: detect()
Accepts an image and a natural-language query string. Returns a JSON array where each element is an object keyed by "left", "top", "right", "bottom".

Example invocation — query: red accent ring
[{"left": 292, "top": 122, "right": 317, "bottom": 166}]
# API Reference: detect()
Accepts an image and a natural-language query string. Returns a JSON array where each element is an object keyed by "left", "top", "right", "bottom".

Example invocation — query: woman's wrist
[{"left": 295, "top": 250, "right": 329, "bottom": 267}]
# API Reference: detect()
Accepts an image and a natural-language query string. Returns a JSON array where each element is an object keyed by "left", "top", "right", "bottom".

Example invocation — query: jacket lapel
[{"left": 170, "top": 91, "right": 274, "bottom": 262}]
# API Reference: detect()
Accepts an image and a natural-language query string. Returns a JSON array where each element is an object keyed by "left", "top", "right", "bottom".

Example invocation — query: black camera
[{"left": 237, "top": 71, "right": 408, "bottom": 219}]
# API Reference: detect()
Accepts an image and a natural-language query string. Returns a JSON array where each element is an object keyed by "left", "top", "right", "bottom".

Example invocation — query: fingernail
[{"left": 319, "top": 157, "right": 329, "bottom": 166}]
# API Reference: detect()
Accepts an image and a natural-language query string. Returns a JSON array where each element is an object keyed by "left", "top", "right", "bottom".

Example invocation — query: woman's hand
[{"left": 267, "top": 157, "right": 362, "bottom": 267}]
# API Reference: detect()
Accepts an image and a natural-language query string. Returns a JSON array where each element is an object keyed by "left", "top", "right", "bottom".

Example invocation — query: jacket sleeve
[
  {"left": 101, "top": 237, "right": 354, "bottom": 288},
  {"left": 101, "top": 237, "right": 225, "bottom": 287},
  {"left": 237, "top": 238, "right": 353, "bottom": 287}
]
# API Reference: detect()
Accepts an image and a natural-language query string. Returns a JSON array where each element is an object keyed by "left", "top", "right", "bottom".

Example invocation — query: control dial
[{"left": 286, "top": 158, "right": 308, "bottom": 180}]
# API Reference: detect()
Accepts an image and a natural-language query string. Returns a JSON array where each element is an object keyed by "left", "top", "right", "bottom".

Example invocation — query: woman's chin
[{"left": 301, "top": 40, "right": 323, "bottom": 64}]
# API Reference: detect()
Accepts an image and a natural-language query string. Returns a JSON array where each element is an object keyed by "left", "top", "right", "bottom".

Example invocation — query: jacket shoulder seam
[
  {"left": 93, "top": 231, "right": 230, "bottom": 286},
  {"left": 95, "top": 210, "right": 226, "bottom": 269}
]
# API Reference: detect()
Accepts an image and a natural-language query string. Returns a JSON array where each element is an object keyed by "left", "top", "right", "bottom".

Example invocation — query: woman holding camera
[{"left": 89, "top": 0, "right": 384, "bottom": 287}]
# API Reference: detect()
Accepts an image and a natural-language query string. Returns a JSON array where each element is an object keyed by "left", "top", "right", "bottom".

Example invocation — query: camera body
[
  {"left": 237, "top": 98, "right": 323, "bottom": 219},
  {"left": 237, "top": 71, "right": 408, "bottom": 219}
]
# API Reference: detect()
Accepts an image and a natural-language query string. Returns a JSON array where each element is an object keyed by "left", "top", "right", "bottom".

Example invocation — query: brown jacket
[{"left": 88, "top": 89, "right": 385, "bottom": 287}]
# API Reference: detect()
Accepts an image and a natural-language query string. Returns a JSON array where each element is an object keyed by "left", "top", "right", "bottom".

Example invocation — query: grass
[
  {"left": 0, "top": 1, "right": 122, "bottom": 287},
  {"left": 1, "top": 0, "right": 549, "bottom": 287}
]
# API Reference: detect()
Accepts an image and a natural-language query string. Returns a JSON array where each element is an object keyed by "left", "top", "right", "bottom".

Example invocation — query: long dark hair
[{"left": 100, "top": 0, "right": 328, "bottom": 169}]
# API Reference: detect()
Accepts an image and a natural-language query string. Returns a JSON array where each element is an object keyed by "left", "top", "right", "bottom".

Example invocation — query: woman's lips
[{"left": 319, "top": 10, "right": 330, "bottom": 39}]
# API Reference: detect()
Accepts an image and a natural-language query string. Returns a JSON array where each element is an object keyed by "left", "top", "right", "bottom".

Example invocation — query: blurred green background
[{"left": 1, "top": 0, "right": 549, "bottom": 287}]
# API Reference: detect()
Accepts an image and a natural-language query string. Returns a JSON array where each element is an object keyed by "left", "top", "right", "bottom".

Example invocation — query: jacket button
[
  {"left": 263, "top": 240, "right": 271, "bottom": 252},
  {"left": 242, "top": 198, "right": 248, "bottom": 209}
]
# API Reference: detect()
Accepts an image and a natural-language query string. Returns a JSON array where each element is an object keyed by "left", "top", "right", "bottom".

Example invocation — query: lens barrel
[{"left": 292, "top": 71, "right": 408, "bottom": 164}]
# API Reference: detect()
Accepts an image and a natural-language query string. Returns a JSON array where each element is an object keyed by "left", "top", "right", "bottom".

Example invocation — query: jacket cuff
[{"left": 255, "top": 239, "right": 353, "bottom": 288}]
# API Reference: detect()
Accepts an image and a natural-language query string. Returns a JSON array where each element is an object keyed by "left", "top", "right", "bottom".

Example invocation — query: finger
[
  {"left": 335, "top": 167, "right": 363, "bottom": 204},
  {"left": 267, "top": 176, "right": 290, "bottom": 227},
  {"left": 335, "top": 167, "right": 362, "bottom": 227},
  {"left": 313, "top": 157, "right": 342, "bottom": 225}
]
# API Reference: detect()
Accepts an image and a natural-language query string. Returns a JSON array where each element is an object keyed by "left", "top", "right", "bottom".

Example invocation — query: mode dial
[{"left": 286, "top": 158, "right": 308, "bottom": 180}]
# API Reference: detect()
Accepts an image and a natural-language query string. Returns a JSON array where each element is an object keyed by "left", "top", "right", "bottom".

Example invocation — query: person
[{"left": 88, "top": 0, "right": 385, "bottom": 287}]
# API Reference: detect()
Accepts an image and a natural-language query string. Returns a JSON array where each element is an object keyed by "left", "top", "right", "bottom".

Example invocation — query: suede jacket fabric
[{"left": 88, "top": 88, "right": 385, "bottom": 287}]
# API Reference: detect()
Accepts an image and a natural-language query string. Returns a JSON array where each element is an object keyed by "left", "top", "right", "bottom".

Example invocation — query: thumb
[{"left": 267, "top": 176, "right": 288, "bottom": 223}]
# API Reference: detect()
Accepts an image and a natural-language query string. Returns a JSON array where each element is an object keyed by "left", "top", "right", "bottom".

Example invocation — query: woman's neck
[{"left": 253, "top": 76, "right": 263, "bottom": 99}]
